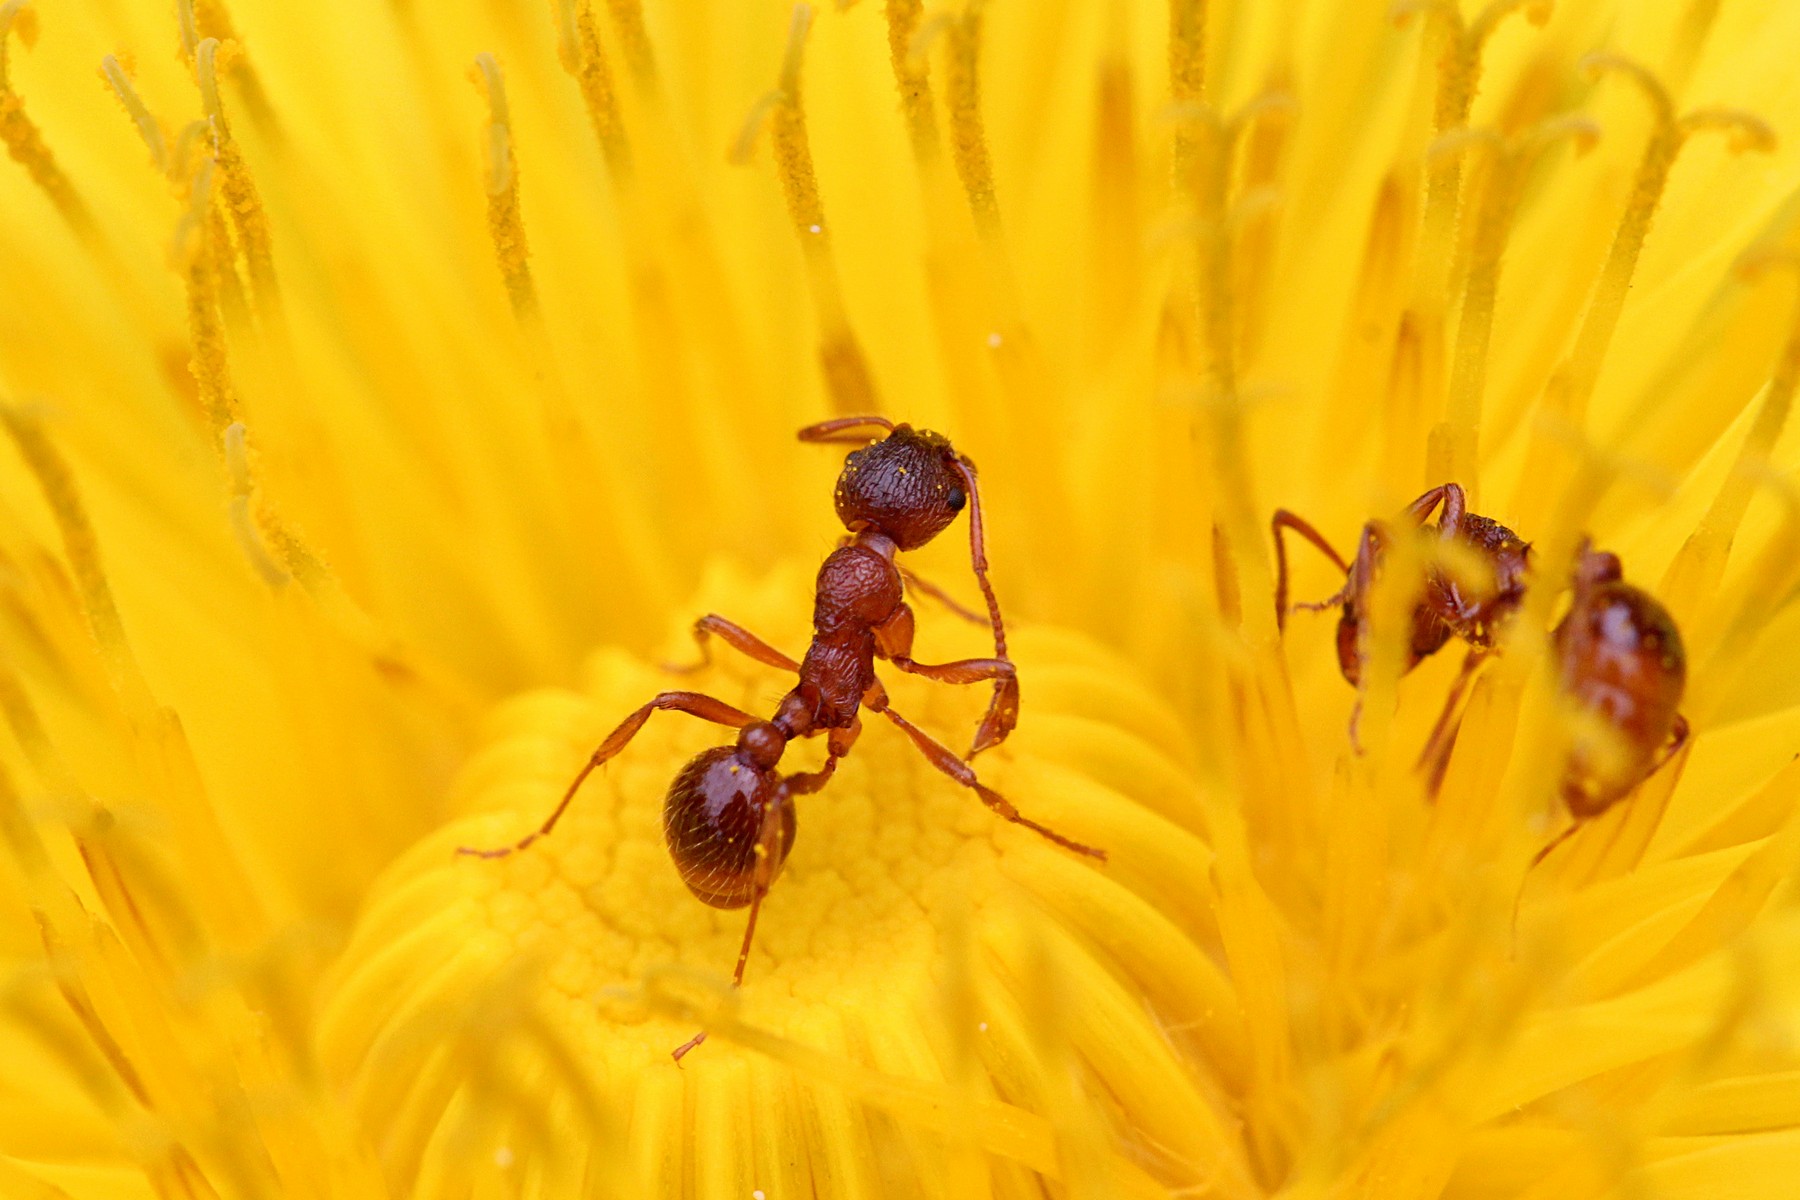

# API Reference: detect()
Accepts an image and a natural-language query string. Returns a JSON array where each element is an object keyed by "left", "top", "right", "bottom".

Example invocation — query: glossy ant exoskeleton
[
  {"left": 1526, "top": 540, "right": 1689, "bottom": 871},
  {"left": 1272, "top": 483, "right": 1532, "bottom": 750},
  {"left": 459, "top": 415, "right": 1105, "bottom": 1061}
]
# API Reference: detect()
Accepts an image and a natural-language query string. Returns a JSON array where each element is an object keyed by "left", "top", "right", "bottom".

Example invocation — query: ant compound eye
[{"left": 945, "top": 486, "right": 966, "bottom": 512}]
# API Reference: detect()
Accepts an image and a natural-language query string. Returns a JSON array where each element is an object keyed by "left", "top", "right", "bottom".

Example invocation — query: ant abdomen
[
  {"left": 663, "top": 746, "right": 796, "bottom": 908},
  {"left": 1555, "top": 581, "right": 1687, "bottom": 817}
]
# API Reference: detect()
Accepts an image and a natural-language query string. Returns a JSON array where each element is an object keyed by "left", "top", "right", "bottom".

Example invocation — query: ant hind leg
[
  {"left": 457, "top": 691, "right": 760, "bottom": 859},
  {"left": 671, "top": 788, "right": 795, "bottom": 1063},
  {"left": 874, "top": 703, "right": 1105, "bottom": 860}
]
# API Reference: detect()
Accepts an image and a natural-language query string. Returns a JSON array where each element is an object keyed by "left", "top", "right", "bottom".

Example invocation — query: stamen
[
  {"left": 186, "top": 0, "right": 280, "bottom": 137},
  {"left": 750, "top": 4, "right": 879, "bottom": 413},
  {"left": 472, "top": 54, "right": 538, "bottom": 322},
  {"left": 1168, "top": 0, "right": 1207, "bottom": 107},
  {"left": 1663, "top": 0, "right": 1722, "bottom": 94},
  {"left": 556, "top": 0, "right": 630, "bottom": 178},
  {"left": 1542, "top": 57, "right": 1773, "bottom": 430},
  {"left": 943, "top": 3, "right": 999, "bottom": 236},
  {"left": 0, "top": 1, "right": 97, "bottom": 239},
  {"left": 1433, "top": 114, "right": 1600, "bottom": 496},
  {"left": 1515, "top": 56, "right": 1773, "bottom": 520},
  {"left": 224, "top": 421, "right": 288, "bottom": 586},
  {"left": 99, "top": 56, "right": 168, "bottom": 176},
  {"left": 885, "top": 0, "right": 939, "bottom": 159},
  {"left": 1661, "top": 250, "right": 1800, "bottom": 618},
  {"left": 175, "top": 156, "right": 242, "bottom": 435},
  {"left": 1393, "top": 0, "right": 1552, "bottom": 291},
  {"left": 1088, "top": 44, "right": 1140, "bottom": 353},
  {"left": 196, "top": 37, "right": 279, "bottom": 320},
  {"left": 0, "top": 406, "right": 148, "bottom": 705},
  {"left": 603, "top": 0, "right": 657, "bottom": 92}
]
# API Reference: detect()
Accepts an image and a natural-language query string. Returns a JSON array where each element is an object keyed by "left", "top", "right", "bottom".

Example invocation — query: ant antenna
[
  {"left": 954, "top": 456, "right": 1008, "bottom": 663},
  {"left": 797, "top": 414, "right": 895, "bottom": 445}
]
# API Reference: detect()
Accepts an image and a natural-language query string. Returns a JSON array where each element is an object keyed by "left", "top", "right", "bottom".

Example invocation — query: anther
[
  {"left": 742, "top": 4, "right": 881, "bottom": 414},
  {"left": 0, "top": 1, "right": 97, "bottom": 238},
  {"left": 885, "top": 0, "right": 940, "bottom": 157},
  {"left": 472, "top": 53, "right": 538, "bottom": 322},
  {"left": 195, "top": 37, "right": 279, "bottom": 318},
  {"left": 1515, "top": 55, "right": 1775, "bottom": 523},
  {"left": 0, "top": 406, "right": 149, "bottom": 706},
  {"left": 1435, "top": 114, "right": 1600, "bottom": 495},
  {"left": 556, "top": 0, "right": 630, "bottom": 178}
]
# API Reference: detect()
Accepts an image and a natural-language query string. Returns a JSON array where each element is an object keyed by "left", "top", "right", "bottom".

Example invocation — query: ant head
[{"left": 834, "top": 425, "right": 971, "bottom": 550}]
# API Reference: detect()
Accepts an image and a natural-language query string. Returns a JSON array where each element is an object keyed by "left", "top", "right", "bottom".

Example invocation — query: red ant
[
  {"left": 1271, "top": 483, "right": 1532, "bottom": 752},
  {"left": 1522, "top": 540, "right": 1689, "bottom": 877},
  {"left": 459, "top": 415, "right": 1105, "bottom": 1061}
]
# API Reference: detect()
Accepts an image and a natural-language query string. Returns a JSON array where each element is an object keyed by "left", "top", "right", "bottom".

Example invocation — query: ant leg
[
  {"left": 779, "top": 720, "right": 861, "bottom": 798},
  {"left": 665, "top": 614, "right": 801, "bottom": 675},
  {"left": 797, "top": 415, "right": 895, "bottom": 444},
  {"left": 949, "top": 457, "right": 1024, "bottom": 765},
  {"left": 1271, "top": 509, "right": 1350, "bottom": 631},
  {"left": 457, "top": 691, "right": 759, "bottom": 859},
  {"left": 898, "top": 565, "right": 986, "bottom": 626},
  {"left": 1417, "top": 650, "right": 1488, "bottom": 800},
  {"left": 1651, "top": 714, "right": 1691, "bottom": 774},
  {"left": 887, "top": 655, "right": 1019, "bottom": 758},
  {"left": 1511, "top": 821, "right": 1585, "bottom": 949},
  {"left": 672, "top": 786, "right": 797, "bottom": 1063},
  {"left": 1404, "top": 483, "right": 1457, "bottom": 529},
  {"left": 872, "top": 702, "right": 1106, "bottom": 860}
]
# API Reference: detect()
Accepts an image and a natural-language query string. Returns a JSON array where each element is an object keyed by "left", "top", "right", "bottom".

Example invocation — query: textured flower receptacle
[{"left": 317, "top": 561, "right": 1229, "bottom": 1192}]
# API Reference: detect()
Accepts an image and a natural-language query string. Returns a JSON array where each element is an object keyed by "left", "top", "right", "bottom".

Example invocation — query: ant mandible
[
  {"left": 1271, "top": 483, "right": 1532, "bottom": 751},
  {"left": 459, "top": 415, "right": 1105, "bottom": 1061}
]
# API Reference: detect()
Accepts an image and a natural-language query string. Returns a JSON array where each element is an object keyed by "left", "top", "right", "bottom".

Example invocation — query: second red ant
[
  {"left": 1273, "top": 487, "right": 1689, "bottom": 882},
  {"left": 460, "top": 416, "right": 1105, "bottom": 1061}
]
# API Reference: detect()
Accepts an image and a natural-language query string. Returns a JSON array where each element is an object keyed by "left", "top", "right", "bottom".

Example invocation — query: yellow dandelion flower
[{"left": 3, "top": 0, "right": 1800, "bottom": 1195}]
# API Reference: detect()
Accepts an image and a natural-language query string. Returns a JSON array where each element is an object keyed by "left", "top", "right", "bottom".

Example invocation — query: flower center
[{"left": 317, "top": 560, "right": 1245, "bottom": 1191}]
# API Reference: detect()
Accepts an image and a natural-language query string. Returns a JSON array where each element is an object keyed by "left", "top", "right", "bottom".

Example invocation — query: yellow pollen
[
  {"left": 473, "top": 54, "right": 538, "bottom": 323},
  {"left": 884, "top": 0, "right": 938, "bottom": 159},
  {"left": 603, "top": 0, "right": 657, "bottom": 92},
  {"left": 743, "top": 3, "right": 878, "bottom": 415},
  {"left": 186, "top": 0, "right": 278, "bottom": 137},
  {"left": 1516, "top": 53, "right": 1775, "bottom": 525},
  {"left": 557, "top": 0, "right": 630, "bottom": 178},
  {"left": 0, "top": 406, "right": 148, "bottom": 705},
  {"left": 0, "top": 0, "right": 95, "bottom": 240},
  {"left": 195, "top": 37, "right": 279, "bottom": 322},
  {"left": 1432, "top": 114, "right": 1601, "bottom": 496}
]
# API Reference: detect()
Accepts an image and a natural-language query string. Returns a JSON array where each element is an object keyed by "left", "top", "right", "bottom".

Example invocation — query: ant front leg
[
  {"left": 871, "top": 701, "right": 1105, "bottom": 861},
  {"left": 665, "top": 614, "right": 801, "bottom": 675},
  {"left": 1271, "top": 509, "right": 1350, "bottom": 632},
  {"left": 457, "top": 691, "right": 759, "bottom": 859},
  {"left": 888, "top": 655, "right": 1020, "bottom": 758}
]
